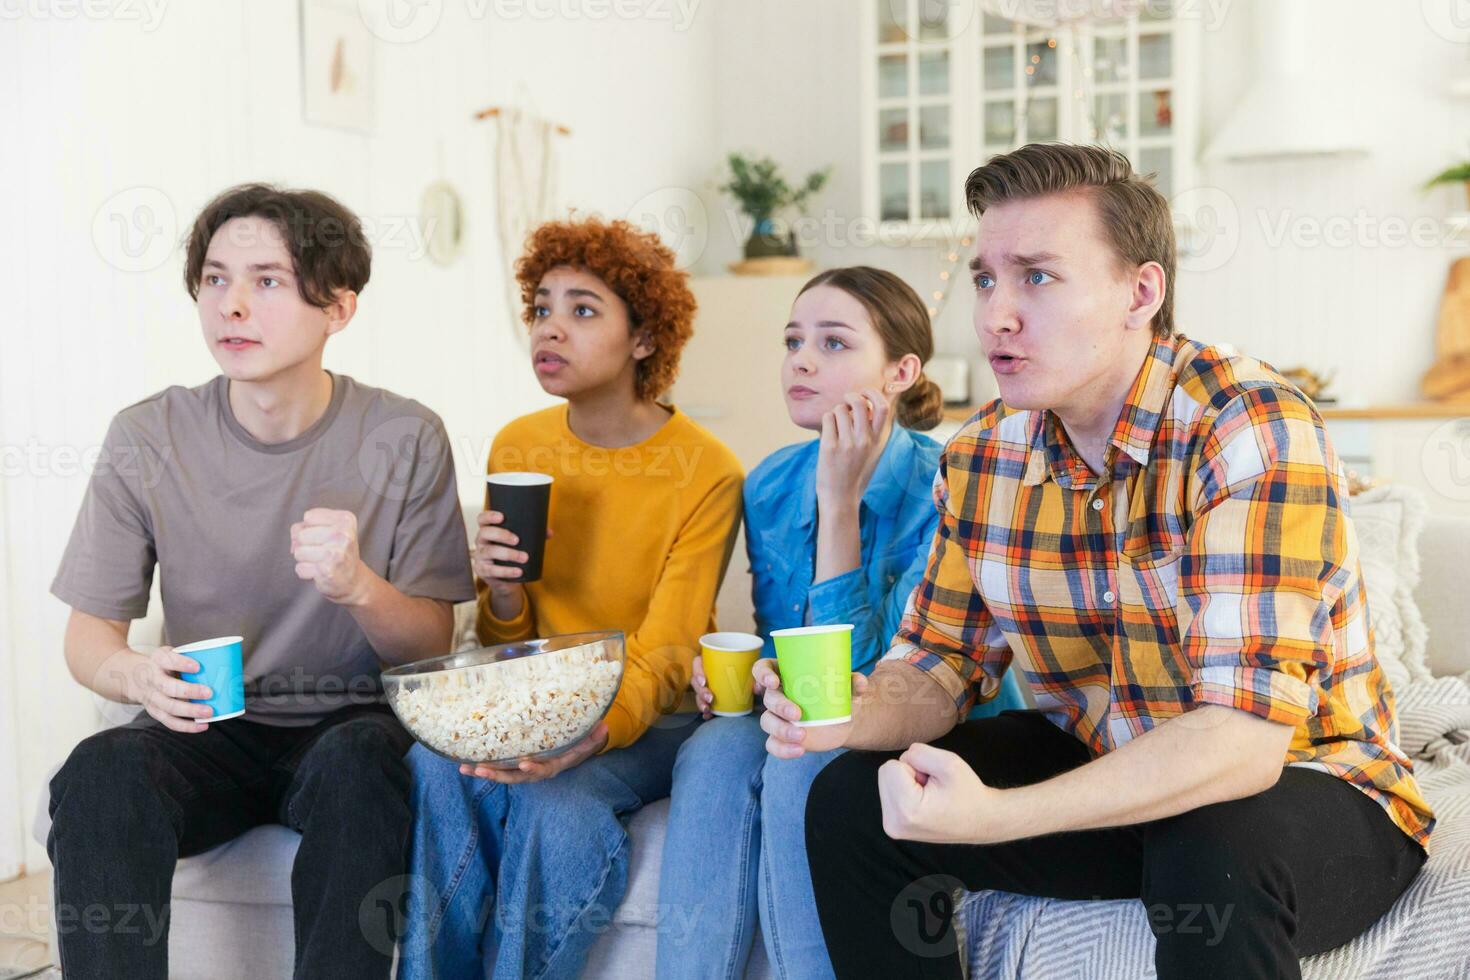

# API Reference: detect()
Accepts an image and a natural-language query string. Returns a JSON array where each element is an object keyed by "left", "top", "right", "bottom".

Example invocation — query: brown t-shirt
[{"left": 51, "top": 372, "right": 476, "bottom": 726}]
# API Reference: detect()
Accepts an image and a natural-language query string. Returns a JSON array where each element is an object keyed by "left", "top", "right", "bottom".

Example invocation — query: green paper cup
[{"left": 770, "top": 624, "right": 853, "bottom": 727}]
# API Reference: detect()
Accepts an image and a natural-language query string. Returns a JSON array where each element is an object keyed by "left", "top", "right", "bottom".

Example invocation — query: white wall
[
  {"left": 0, "top": 470, "right": 19, "bottom": 881},
  {"left": 4, "top": 0, "right": 1466, "bottom": 878},
  {"left": 0, "top": 0, "right": 718, "bottom": 875},
  {"left": 1179, "top": 0, "right": 1470, "bottom": 408}
]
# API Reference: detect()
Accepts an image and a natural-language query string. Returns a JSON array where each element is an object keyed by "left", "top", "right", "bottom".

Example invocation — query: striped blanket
[{"left": 958, "top": 676, "right": 1470, "bottom": 979}]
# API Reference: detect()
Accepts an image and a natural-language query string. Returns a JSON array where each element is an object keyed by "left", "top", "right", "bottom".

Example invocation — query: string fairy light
[{"left": 926, "top": 235, "right": 973, "bottom": 321}]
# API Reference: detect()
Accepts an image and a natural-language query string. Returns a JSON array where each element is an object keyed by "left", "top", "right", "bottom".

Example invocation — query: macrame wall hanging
[{"left": 475, "top": 95, "right": 570, "bottom": 349}]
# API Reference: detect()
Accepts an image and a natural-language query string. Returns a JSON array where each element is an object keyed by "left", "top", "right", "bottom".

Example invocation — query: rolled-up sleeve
[
  {"left": 885, "top": 455, "right": 1012, "bottom": 722},
  {"left": 1180, "top": 386, "right": 1342, "bottom": 728}
]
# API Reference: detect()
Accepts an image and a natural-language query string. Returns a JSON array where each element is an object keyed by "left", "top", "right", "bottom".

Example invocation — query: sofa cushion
[
  {"left": 1414, "top": 513, "right": 1470, "bottom": 679},
  {"left": 1350, "top": 485, "right": 1431, "bottom": 690},
  {"left": 170, "top": 825, "right": 300, "bottom": 907},
  {"left": 614, "top": 797, "right": 672, "bottom": 928},
  {"left": 588, "top": 796, "right": 776, "bottom": 980}
]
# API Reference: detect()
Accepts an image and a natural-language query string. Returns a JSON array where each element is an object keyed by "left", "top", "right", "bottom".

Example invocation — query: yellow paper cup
[
  {"left": 700, "top": 632, "right": 765, "bottom": 716},
  {"left": 771, "top": 624, "right": 854, "bottom": 727}
]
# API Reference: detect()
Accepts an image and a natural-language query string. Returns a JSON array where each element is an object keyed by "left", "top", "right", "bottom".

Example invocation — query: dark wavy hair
[{"left": 184, "top": 183, "right": 371, "bottom": 308}]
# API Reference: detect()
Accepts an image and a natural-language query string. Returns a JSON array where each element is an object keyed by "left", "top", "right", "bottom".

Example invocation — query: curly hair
[{"left": 514, "top": 217, "right": 696, "bottom": 402}]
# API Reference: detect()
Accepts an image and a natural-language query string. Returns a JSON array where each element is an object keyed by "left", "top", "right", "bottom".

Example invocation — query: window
[
  {"left": 872, "top": 0, "right": 960, "bottom": 225},
  {"left": 862, "top": 0, "right": 1199, "bottom": 240}
]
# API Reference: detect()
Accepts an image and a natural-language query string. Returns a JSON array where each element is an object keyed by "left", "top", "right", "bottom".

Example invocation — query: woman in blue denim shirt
[{"left": 656, "top": 268, "right": 1027, "bottom": 980}]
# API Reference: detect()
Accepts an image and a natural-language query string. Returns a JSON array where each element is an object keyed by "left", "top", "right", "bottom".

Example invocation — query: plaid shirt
[{"left": 889, "top": 334, "right": 1434, "bottom": 848}]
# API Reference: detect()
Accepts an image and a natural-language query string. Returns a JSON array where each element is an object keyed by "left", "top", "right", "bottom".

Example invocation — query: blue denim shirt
[
  {"left": 744, "top": 425, "right": 1028, "bottom": 717},
  {"left": 744, "top": 426, "right": 942, "bottom": 675}
]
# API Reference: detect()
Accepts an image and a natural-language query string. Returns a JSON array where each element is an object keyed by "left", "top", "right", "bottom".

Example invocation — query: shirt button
[
  {"left": 793, "top": 604, "right": 800, "bottom": 612},
  {"left": 1092, "top": 498, "right": 1104, "bottom": 511},
  {"left": 1102, "top": 590, "right": 1116, "bottom": 604}
]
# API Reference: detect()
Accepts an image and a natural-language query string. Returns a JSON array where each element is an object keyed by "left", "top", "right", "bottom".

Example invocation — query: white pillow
[
  {"left": 1349, "top": 484, "right": 1432, "bottom": 690},
  {"left": 453, "top": 598, "right": 482, "bottom": 652}
]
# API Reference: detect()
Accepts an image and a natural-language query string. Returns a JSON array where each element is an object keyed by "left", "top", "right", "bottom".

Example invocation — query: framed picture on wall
[{"left": 300, "top": 0, "right": 376, "bottom": 134}]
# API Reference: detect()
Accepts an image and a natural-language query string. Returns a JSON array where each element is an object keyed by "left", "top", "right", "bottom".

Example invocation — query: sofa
[{"left": 33, "top": 488, "right": 1470, "bottom": 978}]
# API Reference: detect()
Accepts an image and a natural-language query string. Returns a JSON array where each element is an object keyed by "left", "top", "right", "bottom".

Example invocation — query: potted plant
[
  {"left": 719, "top": 153, "right": 830, "bottom": 265},
  {"left": 1425, "top": 159, "right": 1470, "bottom": 209}
]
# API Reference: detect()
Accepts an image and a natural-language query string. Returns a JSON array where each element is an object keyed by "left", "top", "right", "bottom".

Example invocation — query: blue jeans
[
  {"left": 399, "top": 714, "right": 700, "bottom": 980},
  {"left": 656, "top": 713, "right": 842, "bottom": 980}
]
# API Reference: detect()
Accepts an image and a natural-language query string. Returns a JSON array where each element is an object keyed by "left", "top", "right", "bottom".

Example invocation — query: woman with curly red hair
[{"left": 400, "top": 217, "right": 744, "bottom": 980}]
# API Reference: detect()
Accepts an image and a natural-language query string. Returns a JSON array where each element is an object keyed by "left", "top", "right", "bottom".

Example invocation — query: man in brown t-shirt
[{"left": 46, "top": 184, "right": 475, "bottom": 980}]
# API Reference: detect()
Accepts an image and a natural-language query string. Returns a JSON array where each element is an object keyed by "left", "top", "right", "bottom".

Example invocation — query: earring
[{"left": 884, "top": 382, "right": 898, "bottom": 393}]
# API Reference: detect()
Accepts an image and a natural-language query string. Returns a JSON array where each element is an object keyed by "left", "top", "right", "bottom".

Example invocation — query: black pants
[
  {"left": 47, "top": 703, "right": 414, "bottom": 980},
  {"left": 805, "top": 711, "right": 1425, "bottom": 980}
]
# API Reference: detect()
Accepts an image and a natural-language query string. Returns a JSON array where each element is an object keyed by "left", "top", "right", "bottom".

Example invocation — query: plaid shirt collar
[{"left": 1023, "top": 333, "right": 1183, "bottom": 488}]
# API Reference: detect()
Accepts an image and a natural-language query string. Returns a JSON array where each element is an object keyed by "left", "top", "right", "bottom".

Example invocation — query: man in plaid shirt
[{"left": 756, "top": 143, "right": 1432, "bottom": 979}]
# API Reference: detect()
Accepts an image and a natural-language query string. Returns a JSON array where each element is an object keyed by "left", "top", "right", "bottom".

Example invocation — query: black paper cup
[{"left": 485, "top": 472, "right": 553, "bottom": 582}]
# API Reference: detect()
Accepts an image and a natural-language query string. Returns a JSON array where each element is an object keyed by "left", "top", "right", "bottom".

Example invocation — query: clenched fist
[{"left": 290, "top": 508, "right": 368, "bottom": 605}]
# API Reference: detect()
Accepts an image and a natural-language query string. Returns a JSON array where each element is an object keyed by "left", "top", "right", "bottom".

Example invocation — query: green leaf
[{"left": 718, "top": 153, "right": 832, "bottom": 220}]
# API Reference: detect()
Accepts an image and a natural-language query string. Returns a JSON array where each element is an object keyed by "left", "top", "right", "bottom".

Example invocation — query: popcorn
[{"left": 390, "top": 646, "right": 622, "bottom": 763}]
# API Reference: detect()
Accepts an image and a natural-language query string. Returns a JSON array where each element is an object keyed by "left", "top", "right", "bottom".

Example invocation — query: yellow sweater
[{"left": 476, "top": 403, "right": 744, "bottom": 750}]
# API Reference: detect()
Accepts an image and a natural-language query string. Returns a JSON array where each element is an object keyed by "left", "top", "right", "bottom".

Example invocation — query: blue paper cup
[{"left": 175, "top": 636, "right": 246, "bottom": 722}]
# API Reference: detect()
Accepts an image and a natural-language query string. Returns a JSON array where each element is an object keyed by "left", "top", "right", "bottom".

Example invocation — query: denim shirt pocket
[
  {"left": 873, "top": 545, "right": 912, "bottom": 603},
  {"left": 754, "top": 524, "right": 809, "bottom": 628}
]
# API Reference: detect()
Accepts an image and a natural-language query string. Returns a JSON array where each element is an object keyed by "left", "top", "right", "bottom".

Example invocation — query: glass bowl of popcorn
[{"left": 383, "top": 630, "right": 625, "bottom": 768}]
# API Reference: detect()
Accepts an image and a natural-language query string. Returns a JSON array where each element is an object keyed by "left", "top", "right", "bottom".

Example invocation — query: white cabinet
[
  {"left": 862, "top": 0, "right": 1200, "bottom": 240},
  {"left": 673, "top": 275, "right": 812, "bottom": 473},
  {"left": 674, "top": 275, "right": 816, "bottom": 633},
  {"left": 1321, "top": 409, "right": 1470, "bottom": 518}
]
